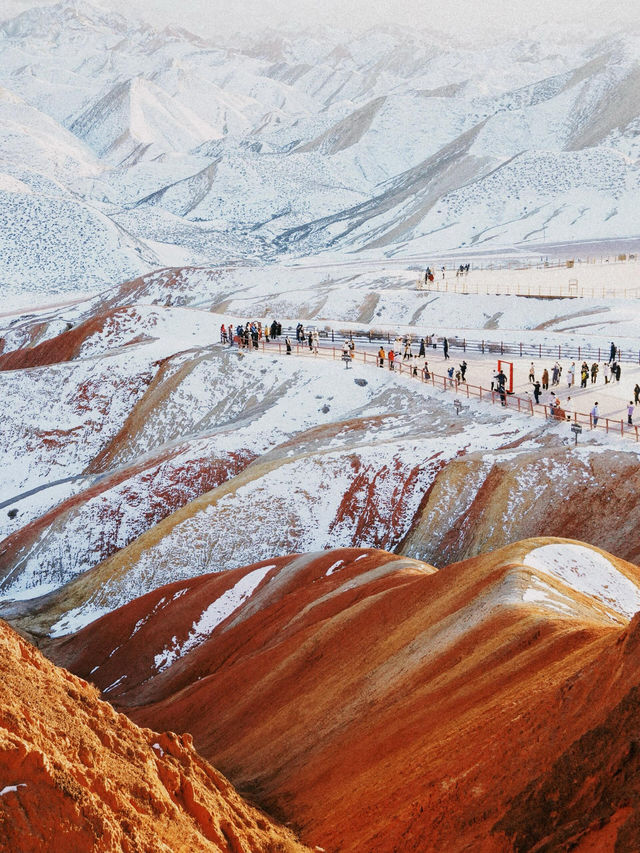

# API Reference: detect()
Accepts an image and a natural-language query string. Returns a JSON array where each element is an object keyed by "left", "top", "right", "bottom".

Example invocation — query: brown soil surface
[
  {"left": 0, "top": 619, "right": 311, "bottom": 853},
  {"left": 0, "top": 308, "right": 135, "bottom": 370},
  {"left": 46, "top": 540, "right": 640, "bottom": 852}
]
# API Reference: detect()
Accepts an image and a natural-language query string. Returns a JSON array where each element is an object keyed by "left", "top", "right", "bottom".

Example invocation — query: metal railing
[
  {"left": 246, "top": 326, "right": 640, "bottom": 366},
  {"left": 241, "top": 337, "right": 640, "bottom": 444},
  {"left": 415, "top": 278, "right": 640, "bottom": 299}
]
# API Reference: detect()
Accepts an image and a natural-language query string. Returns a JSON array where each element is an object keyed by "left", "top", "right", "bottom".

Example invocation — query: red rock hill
[
  {"left": 0, "top": 620, "right": 310, "bottom": 853},
  {"left": 47, "top": 540, "right": 640, "bottom": 852}
]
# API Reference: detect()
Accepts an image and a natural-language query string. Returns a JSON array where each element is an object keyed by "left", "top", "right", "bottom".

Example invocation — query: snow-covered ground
[
  {"left": 2, "top": 2, "right": 640, "bottom": 640},
  {"left": 1, "top": 2, "right": 640, "bottom": 293},
  {"left": 524, "top": 542, "right": 640, "bottom": 620}
]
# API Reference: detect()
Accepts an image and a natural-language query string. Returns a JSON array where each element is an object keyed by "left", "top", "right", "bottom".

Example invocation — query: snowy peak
[
  {"left": 70, "top": 76, "right": 221, "bottom": 164},
  {"left": 0, "top": 0, "right": 132, "bottom": 40},
  {"left": 1, "top": 4, "right": 640, "bottom": 289}
]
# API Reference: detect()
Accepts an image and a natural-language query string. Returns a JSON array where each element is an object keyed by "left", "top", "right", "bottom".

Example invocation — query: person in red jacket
[{"left": 388, "top": 349, "right": 395, "bottom": 371}]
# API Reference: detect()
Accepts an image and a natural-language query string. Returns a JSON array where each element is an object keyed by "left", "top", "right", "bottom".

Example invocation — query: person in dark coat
[
  {"left": 635, "top": 384, "right": 640, "bottom": 405},
  {"left": 533, "top": 381, "right": 541, "bottom": 404},
  {"left": 610, "top": 341, "right": 616, "bottom": 362},
  {"left": 285, "top": 336, "right": 292, "bottom": 354},
  {"left": 460, "top": 360, "right": 467, "bottom": 381},
  {"left": 443, "top": 337, "right": 449, "bottom": 359},
  {"left": 419, "top": 338, "right": 426, "bottom": 357}
]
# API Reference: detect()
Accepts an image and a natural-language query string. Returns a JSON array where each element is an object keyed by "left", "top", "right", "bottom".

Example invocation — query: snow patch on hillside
[
  {"left": 524, "top": 542, "right": 640, "bottom": 619},
  {"left": 152, "top": 565, "right": 274, "bottom": 672}
]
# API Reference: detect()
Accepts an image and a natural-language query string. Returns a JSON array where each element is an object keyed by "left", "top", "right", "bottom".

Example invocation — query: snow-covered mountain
[{"left": 1, "top": 0, "right": 640, "bottom": 294}]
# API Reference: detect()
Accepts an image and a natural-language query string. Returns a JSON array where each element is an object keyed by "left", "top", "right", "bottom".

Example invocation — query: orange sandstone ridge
[
  {"left": 47, "top": 540, "right": 640, "bottom": 852},
  {"left": 0, "top": 620, "right": 311, "bottom": 853}
]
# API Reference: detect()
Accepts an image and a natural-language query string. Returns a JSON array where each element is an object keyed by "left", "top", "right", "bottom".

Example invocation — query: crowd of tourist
[{"left": 218, "top": 321, "right": 638, "bottom": 428}]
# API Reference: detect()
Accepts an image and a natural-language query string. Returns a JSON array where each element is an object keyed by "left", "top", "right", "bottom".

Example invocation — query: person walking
[
  {"left": 604, "top": 362, "right": 610, "bottom": 384},
  {"left": 610, "top": 341, "right": 616, "bottom": 363},
  {"left": 443, "top": 337, "right": 449, "bottom": 360},
  {"left": 616, "top": 362, "right": 622, "bottom": 382},
  {"left": 580, "top": 363, "right": 588, "bottom": 388},
  {"left": 460, "top": 360, "right": 467, "bottom": 381},
  {"left": 551, "top": 363, "right": 559, "bottom": 386},
  {"left": 591, "top": 402, "right": 599, "bottom": 428},
  {"left": 567, "top": 362, "right": 575, "bottom": 388},
  {"left": 528, "top": 363, "right": 535, "bottom": 383},
  {"left": 628, "top": 401, "right": 634, "bottom": 425},
  {"left": 285, "top": 336, "right": 292, "bottom": 354},
  {"left": 542, "top": 368, "right": 549, "bottom": 390},
  {"left": 419, "top": 338, "right": 426, "bottom": 358},
  {"left": 312, "top": 330, "right": 319, "bottom": 355},
  {"left": 388, "top": 349, "right": 395, "bottom": 371},
  {"left": 378, "top": 346, "right": 385, "bottom": 367},
  {"left": 590, "top": 362, "right": 598, "bottom": 383},
  {"left": 533, "top": 381, "right": 541, "bottom": 404},
  {"left": 634, "top": 383, "right": 640, "bottom": 405}
]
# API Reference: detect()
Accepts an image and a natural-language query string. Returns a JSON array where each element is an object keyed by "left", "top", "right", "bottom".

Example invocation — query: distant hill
[{"left": 1, "top": 1, "right": 640, "bottom": 293}]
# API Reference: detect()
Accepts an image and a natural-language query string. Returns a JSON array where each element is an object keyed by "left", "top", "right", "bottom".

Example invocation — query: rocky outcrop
[
  {"left": 0, "top": 619, "right": 310, "bottom": 853},
  {"left": 402, "top": 446, "right": 640, "bottom": 566},
  {"left": 46, "top": 539, "right": 640, "bottom": 852}
]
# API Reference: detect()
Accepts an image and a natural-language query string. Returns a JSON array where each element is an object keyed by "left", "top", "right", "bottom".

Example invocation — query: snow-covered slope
[{"left": 1, "top": 2, "right": 639, "bottom": 294}]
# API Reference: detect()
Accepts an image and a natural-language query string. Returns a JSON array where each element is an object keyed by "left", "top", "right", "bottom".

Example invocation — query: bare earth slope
[
  {"left": 47, "top": 539, "right": 640, "bottom": 852},
  {"left": 0, "top": 619, "right": 310, "bottom": 853}
]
